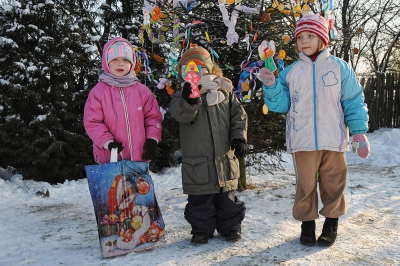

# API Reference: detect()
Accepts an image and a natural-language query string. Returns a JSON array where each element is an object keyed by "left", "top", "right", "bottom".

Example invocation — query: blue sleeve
[
  {"left": 334, "top": 57, "right": 369, "bottom": 134},
  {"left": 262, "top": 65, "right": 292, "bottom": 113}
]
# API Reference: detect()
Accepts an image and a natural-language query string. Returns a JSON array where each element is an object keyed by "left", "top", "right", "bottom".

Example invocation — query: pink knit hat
[
  {"left": 294, "top": 14, "right": 329, "bottom": 45},
  {"left": 107, "top": 41, "right": 134, "bottom": 65}
]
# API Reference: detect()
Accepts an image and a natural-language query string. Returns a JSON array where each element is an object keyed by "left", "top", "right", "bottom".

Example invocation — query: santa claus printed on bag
[{"left": 105, "top": 174, "right": 163, "bottom": 250}]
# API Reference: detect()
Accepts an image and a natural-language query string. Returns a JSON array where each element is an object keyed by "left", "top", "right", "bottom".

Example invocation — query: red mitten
[
  {"left": 257, "top": 67, "right": 275, "bottom": 87},
  {"left": 351, "top": 134, "right": 370, "bottom": 159}
]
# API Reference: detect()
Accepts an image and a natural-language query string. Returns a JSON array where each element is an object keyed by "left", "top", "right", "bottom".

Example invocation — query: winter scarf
[
  {"left": 198, "top": 75, "right": 233, "bottom": 106},
  {"left": 99, "top": 72, "right": 139, "bottom": 87}
]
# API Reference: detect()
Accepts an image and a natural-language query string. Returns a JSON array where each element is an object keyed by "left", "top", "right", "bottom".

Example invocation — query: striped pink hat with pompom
[{"left": 294, "top": 14, "right": 329, "bottom": 45}]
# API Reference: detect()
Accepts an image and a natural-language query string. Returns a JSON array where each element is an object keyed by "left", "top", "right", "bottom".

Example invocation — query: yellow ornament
[
  {"left": 294, "top": 4, "right": 301, "bottom": 13},
  {"left": 278, "top": 3, "right": 285, "bottom": 11},
  {"left": 302, "top": 4, "right": 311, "bottom": 14},
  {"left": 262, "top": 104, "right": 269, "bottom": 115},
  {"left": 278, "top": 49, "right": 286, "bottom": 59},
  {"left": 228, "top": 0, "right": 235, "bottom": 4},
  {"left": 242, "top": 80, "right": 250, "bottom": 91},
  {"left": 281, "top": 9, "right": 290, "bottom": 15}
]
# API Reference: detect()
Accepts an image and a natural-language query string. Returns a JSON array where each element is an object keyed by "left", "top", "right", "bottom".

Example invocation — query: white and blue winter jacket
[{"left": 263, "top": 48, "right": 369, "bottom": 153}]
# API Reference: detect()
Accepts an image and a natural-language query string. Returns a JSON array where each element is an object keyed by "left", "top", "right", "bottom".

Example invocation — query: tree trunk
[{"left": 237, "top": 157, "right": 247, "bottom": 191}]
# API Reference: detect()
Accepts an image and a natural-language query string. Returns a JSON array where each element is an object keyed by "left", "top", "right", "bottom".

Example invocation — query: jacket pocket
[
  {"left": 182, "top": 157, "right": 209, "bottom": 184},
  {"left": 226, "top": 153, "right": 240, "bottom": 180}
]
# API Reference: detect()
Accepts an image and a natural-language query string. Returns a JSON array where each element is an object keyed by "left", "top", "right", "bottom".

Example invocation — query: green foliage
[{"left": 0, "top": 0, "right": 98, "bottom": 183}]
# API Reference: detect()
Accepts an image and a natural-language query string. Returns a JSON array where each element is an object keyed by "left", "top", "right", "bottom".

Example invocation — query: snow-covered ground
[{"left": 0, "top": 128, "right": 399, "bottom": 265}]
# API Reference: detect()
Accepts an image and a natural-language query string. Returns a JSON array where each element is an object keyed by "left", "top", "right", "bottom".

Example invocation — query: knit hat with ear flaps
[
  {"left": 177, "top": 44, "right": 213, "bottom": 80},
  {"left": 295, "top": 14, "right": 329, "bottom": 45},
  {"left": 107, "top": 41, "right": 134, "bottom": 65}
]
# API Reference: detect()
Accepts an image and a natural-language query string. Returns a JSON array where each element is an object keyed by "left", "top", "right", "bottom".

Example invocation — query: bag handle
[{"left": 110, "top": 148, "right": 121, "bottom": 163}]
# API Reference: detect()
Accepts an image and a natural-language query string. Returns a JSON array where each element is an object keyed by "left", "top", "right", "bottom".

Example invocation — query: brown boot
[{"left": 317, "top": 217, "right": 338, "bottom": 246}]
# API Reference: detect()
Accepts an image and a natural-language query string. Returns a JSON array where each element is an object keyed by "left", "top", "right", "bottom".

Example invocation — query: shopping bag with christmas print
[{"left": 85, "top": 149, "right": 165, "bottom": 258}]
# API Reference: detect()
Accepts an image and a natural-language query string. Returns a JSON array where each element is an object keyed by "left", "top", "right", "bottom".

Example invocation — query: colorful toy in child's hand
[
  {"left": 181, "top": 61, "right": 202, "bottom": 98},
  {"left": 258, "top": 40, "right": 277, "bottom": 73}
]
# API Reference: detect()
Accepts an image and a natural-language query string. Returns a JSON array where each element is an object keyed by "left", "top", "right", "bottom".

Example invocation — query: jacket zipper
[
  {"left": 312, "top": 62, "right": 319, "bottom": 150},
  {"left": 119, "top": 88, "right": 133, "bottom": 160}
]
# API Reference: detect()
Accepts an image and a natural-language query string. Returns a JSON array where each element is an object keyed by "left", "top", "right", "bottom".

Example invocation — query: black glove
[
  {"left": 142, "top": 139, "right": 158, "bottom": 160},
  {"left": 107, "top": 141, "right": 124, "bottom": 153},
  {"left": 231, "top": 139, "right": 246, "bottom": 158},
  {"left": 182, "top": 82, "right": 199, "bottom": 105}
]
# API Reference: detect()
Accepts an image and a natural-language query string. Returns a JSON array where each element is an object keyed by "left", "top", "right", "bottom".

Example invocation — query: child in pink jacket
[{"left": 84, "top": 36, "right": 162, "bottom": 163}]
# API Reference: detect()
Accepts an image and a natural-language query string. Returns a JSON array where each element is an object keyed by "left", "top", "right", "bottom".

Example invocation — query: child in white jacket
[{"left": 258, "top": 14, "right": 370, "bottom": 246}]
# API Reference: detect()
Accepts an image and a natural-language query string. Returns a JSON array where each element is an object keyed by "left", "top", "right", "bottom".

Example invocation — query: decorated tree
[{"left": 0, "top": 0, "right": 354, "bottom": 185}]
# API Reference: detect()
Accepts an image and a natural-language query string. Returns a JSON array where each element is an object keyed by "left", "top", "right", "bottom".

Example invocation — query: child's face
[
  {"left": 296, "top": 31, "right": 320, "bottom": 56},
  {"left": 108, "top": 57, "right": 132, "bottom": 76},
  {"left": 201, "top": 67, "right": 209, "bottom": 75}
]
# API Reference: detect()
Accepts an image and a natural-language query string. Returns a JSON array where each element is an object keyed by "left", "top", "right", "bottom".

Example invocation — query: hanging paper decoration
[
  {"left": 236, "top": 60, "right": 264, "bottom": 102},
  {"left": 172, "top": 15, "right": 181, "bottom": 46},
  {"left": 176, "top": 0, "right": 201, "bottom": 11},
  {"left": 156, "top": 77, "right": 169, "bottom": 90},
  {"left": 166, "top": 45, "right": 179, "bottom": 78},
  {"left": 218, "top": 0, "right": 262, "bottom": 45},
  {"left": 138, "top": 0, "right": 180, "bottom": 45},
  {"left": 322, "top": 0, "right": 337, "bottom": 40}
]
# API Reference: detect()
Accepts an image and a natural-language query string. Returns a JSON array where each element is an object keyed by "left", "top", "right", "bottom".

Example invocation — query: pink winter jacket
[{"left": 84, "top": 37, "right": 162, "bottom": 164}]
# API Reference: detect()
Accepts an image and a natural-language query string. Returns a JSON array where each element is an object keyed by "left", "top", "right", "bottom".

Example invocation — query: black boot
[
  {"left": 300, "top": 220, "right": 316, "bottom": 246},
  {"left": 221, "top": 223, "right": 242, "bottom": 242},
  {"left": 317, "top": 217, "right": 338, "bottom": 246},
  {"left": 191, "top": 233, "right": 214, "bottom": 244}
]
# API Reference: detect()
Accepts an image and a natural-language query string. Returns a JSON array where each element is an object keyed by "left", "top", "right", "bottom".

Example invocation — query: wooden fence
[{"left": 359, "top": 72, "right": 400, "bottom": 132}]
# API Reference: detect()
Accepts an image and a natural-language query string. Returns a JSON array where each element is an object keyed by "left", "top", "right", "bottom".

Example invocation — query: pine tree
[{"left": 0, "top": 0, "right": 98, "bottom": 183}]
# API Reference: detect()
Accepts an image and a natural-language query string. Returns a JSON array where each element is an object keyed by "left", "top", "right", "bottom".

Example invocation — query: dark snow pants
[{"left": 184, "top": 189, "right": 246, "bottom": 236}]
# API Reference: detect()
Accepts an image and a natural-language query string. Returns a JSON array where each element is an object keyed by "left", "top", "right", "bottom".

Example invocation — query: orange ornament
[
  {"left": 153, "top": 6, "right": 161, "bottom": 16},
  {"left": 166, "top": 81, "right": 174, "bottom": 96},
  {"left": 282, "top": 34, "right": 290, "bottom": 44},
  {"left": 261, "top": 13, "right": 271, "bottom": 23},
  {"left": 152, "top": 13, "right": 160, "bottom": 22},
  {"left": 154, "top": 54, "right": 163, "bottom": 63},
  {"left": 278, "top": 49, "right": 286, "bottom": 59},
  {"left": 134, "top": 62, "right": 142, "bottom": 75},
  {"left": 253, "top": 31, "right": 259, "bottom": 42}
]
